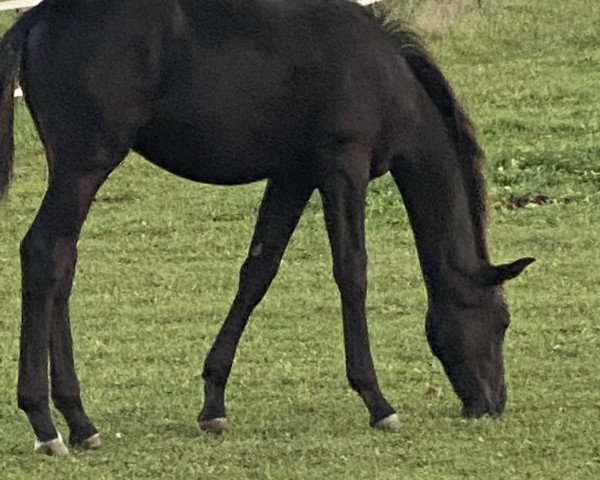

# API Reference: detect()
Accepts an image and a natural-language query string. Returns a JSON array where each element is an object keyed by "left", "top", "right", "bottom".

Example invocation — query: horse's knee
[
  {"left": 240, "top": 252, "right": 278, "bottom": 280},
  {"left": 332, "top": 253, "right": 367, "bottom": 299}
]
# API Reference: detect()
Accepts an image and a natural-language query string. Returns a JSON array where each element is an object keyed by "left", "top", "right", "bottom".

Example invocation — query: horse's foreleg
[
  {"left": 19, "top": 163, "right": 117, "bottom": 454},
  {"left": 199, "top": 179, "right": 313, "bottom": 433},
  {"left": 318, "top": 147, "right": 400, "bottom": 430}
]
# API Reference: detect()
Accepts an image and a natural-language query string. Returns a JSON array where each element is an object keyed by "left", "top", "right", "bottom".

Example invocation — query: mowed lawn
[{"left": 0, "top": 1, "right": 599, "bottom": 479}]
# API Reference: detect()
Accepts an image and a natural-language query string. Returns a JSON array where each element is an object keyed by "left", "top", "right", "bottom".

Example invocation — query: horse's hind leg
[
  {"left": 18, "top": 147, "right": 124, "bottom": 454},
  {"left": 48, "top": 172, "right": 110, "bottom": 451},
  {"left": 199, "top": 179, "right": 313, "bottom": 433},
  {"left": 318, "top": 144, "right": 400, "bottom": 430}
]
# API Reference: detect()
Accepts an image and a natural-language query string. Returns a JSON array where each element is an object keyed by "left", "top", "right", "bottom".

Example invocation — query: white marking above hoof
[
  {"left": 199, "top": 417, "right": 228, "bottom": 434},
  {"left": 34, "top": 433, "right": 69, "bottom": 456},
  {"left": 80, "top": 433, "right": 101, "bottom": 450},
  {"left": 373, "top": 413, "right": 401, "bottom": 430}
]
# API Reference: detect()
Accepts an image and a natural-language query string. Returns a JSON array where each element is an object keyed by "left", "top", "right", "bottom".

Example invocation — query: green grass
[{"left": 1, "top": 1, "right": 599, "bottom": 478}]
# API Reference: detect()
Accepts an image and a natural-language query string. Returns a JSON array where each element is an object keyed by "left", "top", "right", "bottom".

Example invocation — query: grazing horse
[{"left": 0, "top": 0, "right": 533, "bottom": 455}]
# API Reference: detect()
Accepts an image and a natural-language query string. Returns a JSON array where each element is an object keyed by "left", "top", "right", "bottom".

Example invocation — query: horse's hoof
[
  {"left": 199, "top": 417, "right": 228, "bottom": 434},
  {"left": 373, "top": 413, "right": 401, "bottom": 430},
  {"left": 34, "top": 433, "right": 69, "bottom": 456},
  {"left": 79, "top": 433, "right": 101, "bottom": 450}
]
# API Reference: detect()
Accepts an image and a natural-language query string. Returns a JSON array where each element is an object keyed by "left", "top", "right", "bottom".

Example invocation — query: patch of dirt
[
  {"left": 425, "top": 386, "right": 440, "bottom": 398},
  {"left": 506, "top": 194, "right": 551, "bottom": 210},
  {"left": 95, "top": 193, "right": 137, "bottom": 204}
]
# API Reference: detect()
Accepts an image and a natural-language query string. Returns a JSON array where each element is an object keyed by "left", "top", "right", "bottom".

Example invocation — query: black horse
[{"left": 0, "top": 0, "right": 532, "bottom": 455}]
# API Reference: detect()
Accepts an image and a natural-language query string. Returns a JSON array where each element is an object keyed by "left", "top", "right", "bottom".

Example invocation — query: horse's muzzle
[{"left": 461, "top": 384, "right": 507, "bottom": 418}]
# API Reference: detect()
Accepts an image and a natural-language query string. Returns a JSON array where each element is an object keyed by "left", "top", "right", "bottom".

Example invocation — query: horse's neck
[{"left": 394, "top": 159, "right": 488, "bottom": 297}]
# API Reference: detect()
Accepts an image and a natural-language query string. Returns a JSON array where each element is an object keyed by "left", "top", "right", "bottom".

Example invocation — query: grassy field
[{"left": 1, "top": 1, "right": 599, "bottom": 478}]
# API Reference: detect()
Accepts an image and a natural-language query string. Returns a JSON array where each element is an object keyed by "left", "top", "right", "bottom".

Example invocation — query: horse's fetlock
[{"left": 202, "top": 362, "right": 228, "bottom": 385}]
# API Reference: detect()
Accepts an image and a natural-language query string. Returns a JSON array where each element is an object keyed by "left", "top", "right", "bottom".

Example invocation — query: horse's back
[{"left": 142, "top": 0, "right": 414, "bottom": 182}]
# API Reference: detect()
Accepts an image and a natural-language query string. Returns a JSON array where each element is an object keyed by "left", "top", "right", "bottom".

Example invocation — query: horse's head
[{"left": 425, "top": 257, "right": 534, "bottom": 417}]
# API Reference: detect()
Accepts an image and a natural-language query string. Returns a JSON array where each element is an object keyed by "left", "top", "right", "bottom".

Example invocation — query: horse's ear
[{"left": 482, "top": 257, "right": 535, "bottom": 286}]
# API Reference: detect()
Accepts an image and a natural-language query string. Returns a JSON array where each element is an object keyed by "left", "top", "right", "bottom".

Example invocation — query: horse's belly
[{"left": 133, "top": 119, "right": 289, "bottom": 185}]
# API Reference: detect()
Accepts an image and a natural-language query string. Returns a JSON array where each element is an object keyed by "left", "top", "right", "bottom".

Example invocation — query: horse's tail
[
  {"left": 372, "top": 9, "right": 488, "bottom": 256},
  {"left": 0, "top": 4, "right": 46, "bottom": 199}
]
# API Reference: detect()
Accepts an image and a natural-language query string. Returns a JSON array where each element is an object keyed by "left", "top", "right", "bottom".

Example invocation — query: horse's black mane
[{"left": 369, "top": 5, "right": 488, "bottom": 261}]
